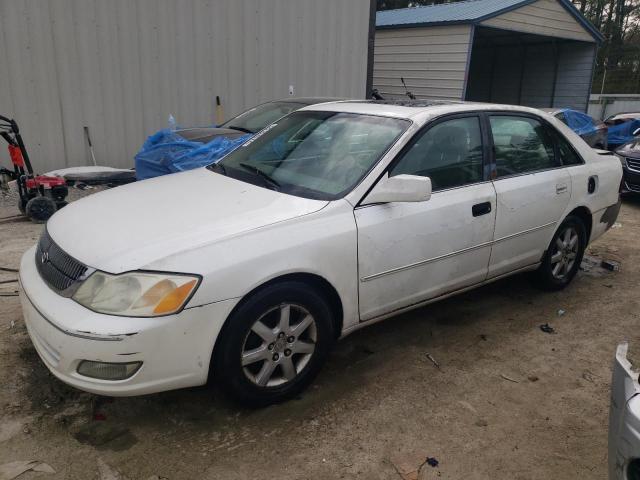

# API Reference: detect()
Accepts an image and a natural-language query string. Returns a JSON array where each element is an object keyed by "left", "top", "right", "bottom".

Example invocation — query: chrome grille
[
  {"left": 35, "top": 229, "right": 88, "bottom": 296},
  {"left": 626, "top": 157, "right": 640, "bottom": 173}
]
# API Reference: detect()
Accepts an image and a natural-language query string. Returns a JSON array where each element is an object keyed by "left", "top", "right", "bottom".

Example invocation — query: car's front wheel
[
  {"left": 214, "top": 281, "right": 335, "bottom": 407},
  {"left": 534, "top": 215, "right": 586, "bottom": 290}
]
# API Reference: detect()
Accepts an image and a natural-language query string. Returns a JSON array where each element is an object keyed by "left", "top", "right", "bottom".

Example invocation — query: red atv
[{"left": 0, "top": 115, "right": 68, "bottom": 222}]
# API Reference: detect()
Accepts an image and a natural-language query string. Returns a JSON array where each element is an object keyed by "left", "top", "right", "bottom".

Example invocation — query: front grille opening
[
  {"left": 627, "top": 157, "right": 640, "bottom": 172},
  {"left": 35, "top": 228, "right": 88, "bottom": 295}
]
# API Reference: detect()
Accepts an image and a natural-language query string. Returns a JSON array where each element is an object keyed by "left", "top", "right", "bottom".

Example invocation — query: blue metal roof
[
  {"left": 376, "top": 0, "right": 603, "bottom": 42},
  {"left": 377, "top": 0, "right": 526, "bottom": 26}
]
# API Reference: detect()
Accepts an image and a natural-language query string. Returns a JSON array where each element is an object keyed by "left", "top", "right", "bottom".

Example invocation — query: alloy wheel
[
  {"left": 550, "top": 226, "right": 579, "bottom": 280},
  {"left": 241, "top": 303, "right": 317, "bottom": 387}
]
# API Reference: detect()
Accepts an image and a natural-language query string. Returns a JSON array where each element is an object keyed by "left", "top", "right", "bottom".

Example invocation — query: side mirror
[{"left": 361, "top": 173, "right": 432, "bottom": 205}]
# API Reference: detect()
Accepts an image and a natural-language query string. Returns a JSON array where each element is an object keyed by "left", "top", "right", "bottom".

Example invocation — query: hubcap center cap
[{"left": 274, "top": 337, "right": 287, "bottom": 353}]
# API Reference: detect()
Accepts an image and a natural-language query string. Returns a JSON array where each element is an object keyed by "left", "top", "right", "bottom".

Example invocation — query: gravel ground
[{"left": 0, "top": 186, "right": 639, "bottom": 480}]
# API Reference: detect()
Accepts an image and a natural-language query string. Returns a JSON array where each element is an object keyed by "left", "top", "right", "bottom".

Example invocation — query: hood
[
  {"left": 47, "top": 168, "right": 327, "bottom": 273},
  {"left": 617, "top": 139, "right": 640, "bottom": 158}
]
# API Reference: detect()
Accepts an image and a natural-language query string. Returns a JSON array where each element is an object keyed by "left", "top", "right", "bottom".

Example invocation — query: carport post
[
  {"left": 517, "top": 39, "right": 526, "bottom": 105},
  {"left": 550, "top": 40, "right": 559, "bottom": 107}
]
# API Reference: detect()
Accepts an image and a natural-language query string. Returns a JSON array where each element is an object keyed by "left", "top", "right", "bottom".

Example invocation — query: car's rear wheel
[
  {"left": 214, "top": 281, "right": 335, "bottom": 407},
  {"left": 534, "top": 215, "right": 586, "bottom": 290}
]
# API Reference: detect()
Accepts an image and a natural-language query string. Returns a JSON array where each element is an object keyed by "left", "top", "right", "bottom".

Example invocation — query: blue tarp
[
  {"left": 562, "top": 109, "right": 597, "bottom": 137},
  {"left": 607, "top": 118, "right": 640, "bottom": 149},
  {"left": 135, "top": 128, "right": 251, "bottom": 180}
]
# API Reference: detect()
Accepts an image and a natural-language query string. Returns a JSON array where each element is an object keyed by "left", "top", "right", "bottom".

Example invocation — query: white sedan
[{"left": 19, "top": 101, "right": 622, "bottom": 406}]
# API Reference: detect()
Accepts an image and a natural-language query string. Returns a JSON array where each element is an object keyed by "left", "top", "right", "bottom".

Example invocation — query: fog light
[{"left": 77, "top": 361, "right": 142, "bottom": 380}]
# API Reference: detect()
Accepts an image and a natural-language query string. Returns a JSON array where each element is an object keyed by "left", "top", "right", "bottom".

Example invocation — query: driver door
[{"left": 355, "top": 115, "right": 497, "bottom": 321}]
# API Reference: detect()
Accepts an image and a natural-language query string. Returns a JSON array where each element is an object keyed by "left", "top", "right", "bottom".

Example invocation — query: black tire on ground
[
  {"left": 534, "top": 215, "right": 586, "bottom": 291},
  {"left": 25, "top": 196, "right": 57, "bottom": 223},
  {"left": 213, "top": 281, "right": 335, "bottom": 407}
]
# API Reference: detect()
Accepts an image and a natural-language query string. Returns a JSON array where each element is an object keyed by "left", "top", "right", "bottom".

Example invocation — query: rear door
[{"left": 487, "top": 114, "right": 571, "bottom": 278}]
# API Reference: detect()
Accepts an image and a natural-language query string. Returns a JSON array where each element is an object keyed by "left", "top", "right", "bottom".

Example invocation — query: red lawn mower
[{"left": 0, "top": 115, "right": 68, "bottom": 222}]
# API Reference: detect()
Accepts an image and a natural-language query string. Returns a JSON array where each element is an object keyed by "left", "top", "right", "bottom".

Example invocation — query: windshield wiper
[
  {"left": 208, "top": 162, "right": 227, "bottom": 175},
  {"left": 239, "top": 163, "right": 280, "bottom": 191},
  {"left": 225, "top": 125, "right": 254, "bottom": 134}
]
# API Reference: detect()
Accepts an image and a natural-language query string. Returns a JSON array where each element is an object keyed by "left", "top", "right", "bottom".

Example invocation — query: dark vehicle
[
  {"left": 135, "top": 98, "right": 344, "bottom": 180},
  {"left": 541, "top": 108, "right": 608, "bottom": 149},
  {"left": 615, "top": 138, "right": 640, "bottom": 194},
  {"left": 605, "top": 112, "right": 640, "bottom": 151},
  {"left": 177, "top": 97, "right": 344, "bottom": 143}
]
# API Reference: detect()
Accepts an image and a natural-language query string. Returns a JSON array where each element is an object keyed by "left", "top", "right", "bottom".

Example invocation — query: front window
[
  {"left": 212, "top": 111, "right": 409, "bottom": 200},
  {"left": 390, "top": 116, "right": 484, "bottom": 191}
]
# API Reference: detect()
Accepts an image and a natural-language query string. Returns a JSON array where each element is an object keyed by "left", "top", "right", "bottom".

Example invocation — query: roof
[
  {"left": 301, "top": 100, "right": 560, "bottom": 123},
  {"left": 376, "top": 0, "right": 603, "bottom": 43}
]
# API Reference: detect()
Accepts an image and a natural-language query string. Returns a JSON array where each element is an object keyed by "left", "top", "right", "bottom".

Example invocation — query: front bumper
[
  {"left": 609, "top": 343, "right": 640, "bottom": 479},
  {"left": 19, "top": 246, "right": 237, "bottom": 396}
]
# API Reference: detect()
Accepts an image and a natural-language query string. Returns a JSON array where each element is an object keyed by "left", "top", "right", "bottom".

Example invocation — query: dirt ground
[{"left": 1, "top": 188, "right": 639, "bottom": 480}]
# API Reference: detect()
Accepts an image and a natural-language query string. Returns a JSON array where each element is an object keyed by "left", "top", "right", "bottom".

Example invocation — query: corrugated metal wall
[
  {"left": 480, "top": 0, "right": 594, "bottom": 42},
  {"left": 554, "top": 42, "right": 596, "bottom": 111},
  {"left": 372, "top": 25, "right": 472, "bottom": 101},
  {"left": 0, "top": 0, "right": 371, "bottom": 171},
  {"left": 466, "top": 39, "right": 595, "bottom": 111}
]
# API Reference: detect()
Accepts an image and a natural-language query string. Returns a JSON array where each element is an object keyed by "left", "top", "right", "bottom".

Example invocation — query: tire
[
  {"left": 534, "top": 215, "right": 586, "bottom": 291},
  {"left": 214, "top": 281, "right": 335, "bottom": 407},
  {"left": 25, "top": 196, "right": 57, "bottom": 223}
]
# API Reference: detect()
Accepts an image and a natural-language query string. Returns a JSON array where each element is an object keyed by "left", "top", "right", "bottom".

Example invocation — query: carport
[{"left": 374, "top": 0, "right": 603, "bottom": 111}]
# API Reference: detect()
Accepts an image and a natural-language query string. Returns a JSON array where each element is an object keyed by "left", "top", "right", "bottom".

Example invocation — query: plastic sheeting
[
  {"left": 135, "top": 128, "right": 251, "bottom": 180},
  {"left": 562, "top": 109, "right": 597, "bottom": 137},
  {"left": 608, "top": 118, "right": 640, "bottom": 150}
]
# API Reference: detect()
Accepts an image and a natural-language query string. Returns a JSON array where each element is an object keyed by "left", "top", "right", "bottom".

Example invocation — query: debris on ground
[
  {"left": 557, "top": 309, "right": 565, "bottom": 317},
  {"left": 390, "top": 453, "right": 440, "bottom": 480},
  {"left": 424, "top": 457, "right": 439, "bottom": 468},
  {"left": 97, "top": 458, "right": 128, "bottom": 480},
  {"left": 390, "top": 453, "right": 422, "bottom": 480},
  {"left": 612, "top": 222, "right": 622, "bottom": 229},
  {"left": 458, "top": 400, "right": 477, "bottom": 414},
  {"left": 500, "top": 374, "right": 519, "bottom": 383},
  {"left": 425, "top": 353, "right": 440, "bottom": 369},
  {"left": 475, "top": 419, "right": 488, "bottom": 427},
  {"left": 539, "top": 323, "right": 556, "bottom": 334},
  {"left": 601, "top": 259, "right": 621, "bottom": 271},
  {"left": 0, "top": 460, "right": 55, "bottom": 480},
  {"left": 528, "top": 375, "right": 539, "bottom": 382},
  {"left": 579, "top": 255, "right": 613, "bottom": 277}
]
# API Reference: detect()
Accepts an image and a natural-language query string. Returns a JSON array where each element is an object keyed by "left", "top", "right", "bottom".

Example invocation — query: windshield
[
  {"left": 222, "top": 101, "right": 306, "bottom": 133},
  {"left": 212, "top": 111, "right": 409, "bottom": 200}
]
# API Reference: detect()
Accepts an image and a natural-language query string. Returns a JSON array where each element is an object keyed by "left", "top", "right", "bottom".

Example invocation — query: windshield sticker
[{"left": 242, "top": 123, "right": 278, "bottom": 147}]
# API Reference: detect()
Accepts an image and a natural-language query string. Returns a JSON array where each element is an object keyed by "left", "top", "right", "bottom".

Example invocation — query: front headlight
[{"left": 72, "top": 271, "right": 200, "bottom": 317}]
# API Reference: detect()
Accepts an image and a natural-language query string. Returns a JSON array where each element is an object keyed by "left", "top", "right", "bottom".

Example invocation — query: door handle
[
  {"left": 472, "top": 201, "right": 492, "bottom": 217},
  {"left": 556, "top": 184, "right": 568, "bottom": 194}
]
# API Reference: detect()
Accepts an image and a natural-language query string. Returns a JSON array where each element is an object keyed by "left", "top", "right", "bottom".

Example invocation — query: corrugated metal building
[
  {"left": 374, "top": 0, "right": 603, "bottom": 111},
  {"left": 0, "top": 0, "right": 374, "bottom": 171}
]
